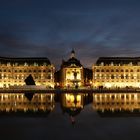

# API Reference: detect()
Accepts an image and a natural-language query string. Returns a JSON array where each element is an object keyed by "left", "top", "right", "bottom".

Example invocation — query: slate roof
[
  {"left": 0, "top": 57, "right": 51, "bottom": 66},
  {"left": 96, "top": 57, "right": 140, "bottom": 66},
  {"left": 61, "top": 57, "right": 82, "bottom": 68}
]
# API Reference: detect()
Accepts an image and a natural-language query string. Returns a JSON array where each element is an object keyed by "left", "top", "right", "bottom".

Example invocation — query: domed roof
[
  {"left": 61, "top": 57, "right": 82, "bottom": 67},
  {"left": 61, "top": 50, "right": 82, "bottom": 68}
]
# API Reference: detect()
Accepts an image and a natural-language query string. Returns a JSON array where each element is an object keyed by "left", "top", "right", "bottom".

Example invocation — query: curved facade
[{"left": 60, "top": 50, "right": 84, "bottom": 88}]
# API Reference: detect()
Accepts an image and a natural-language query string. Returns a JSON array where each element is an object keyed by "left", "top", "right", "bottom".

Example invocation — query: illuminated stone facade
[
  {"left": 60, "top": 50, "right": 84, "bottom": 88},
  {"left": 0, "top": 57, "right": 55, "bottom": 88},
  {"left": 92, "top": 57, "right": 140, "bottom": 88}
]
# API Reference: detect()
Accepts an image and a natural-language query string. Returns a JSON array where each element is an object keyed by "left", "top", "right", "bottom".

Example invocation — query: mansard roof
[
  {"left": 61, "top": 50, "right": 83, "bottom": 68},
  {"left": 96, "top": 57, "right": 140, "bottom": 65},
  {"left": 61, "top": 57, "right": 82, "bottom": 68},
  {"left": 0, "top": 57, "right": 51, "bottom": 65}
]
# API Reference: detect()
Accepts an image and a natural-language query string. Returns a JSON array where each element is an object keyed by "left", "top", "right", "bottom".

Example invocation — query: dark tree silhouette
[
  {"left": 24, "top": 74, "right": 35, "bottom": 85},
  {"left": 24, "top": 74, "right": 36, "bottom": 101}
]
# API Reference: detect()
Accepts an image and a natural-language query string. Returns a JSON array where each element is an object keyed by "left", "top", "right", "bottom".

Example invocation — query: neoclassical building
[
  {"left": 0, "top": 57, "right": 55, "bottom": 88},
  {"left": 58, "top": 50, "right": 84, "bottom": 88},
  {"left": 92, "top": 57, "right": 140, "bottom": 88}
]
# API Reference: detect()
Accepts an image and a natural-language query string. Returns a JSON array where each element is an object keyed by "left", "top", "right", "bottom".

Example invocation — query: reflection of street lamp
[
  {"left": 70, "top": 115, "right": 75, "bottom": 125},
  {"left": 70, "top": 94, "right": 78, "bottom": 125},
  {"left": 73, "top": 94, "right": 78, "bottom": 107}
]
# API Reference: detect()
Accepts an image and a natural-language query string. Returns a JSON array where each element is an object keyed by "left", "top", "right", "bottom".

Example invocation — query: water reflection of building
[
  {"left": 60, "top": 93, "right": 84, "bottom": 116},
  {"left": 92, "top": 57, "right": 140, "bottom": 88},
  {"left": 93, "top": 93, "right": 140, "bottom": 113},
  {"left": 0, "top": 57, "right": 55, "bottom": 88},
  {"left": 0, "top": 93, "right": 55, "bottom": 113}
]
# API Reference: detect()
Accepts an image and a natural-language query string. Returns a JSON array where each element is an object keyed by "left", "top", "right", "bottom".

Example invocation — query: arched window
[
  {"left": 19, "top": 75, "right": 22, "bottom": 79},
  {"left": 126, "top": 74, "right": 129, "bottom": 79},
  {"left": 116, "top": 69, "right": 119, "bottom": 72},
  {"left": 121, "top": 75, "right": 124, "bottom": 79},
  {"left": 96, "top": 69, "right": 100, "bottom": 72},
  {"left": 121, "top": 95, "right": 124, "bottom": 99},
  {"left": 111, "top": 75, "right": 114, "bottom": 79},
  {"left": 130, "top": 69, "right": 133, "bottom": 72},
  {"left": 131, "top": 75, "right": 134, "bottom": 79},
  {"left": 111, "top": 95, "right": 115, "bottom": 100},
  {"left": 106, "top": 69, "right": 109, "bottom": 72},
  {"left": 111, "top": 69, "right": 114, "bottom": 72},
  {"left": 101, "top": 74, "right": 104, "bottom": 78},
  {"left": 47, "top": 75, "right": 51, "bottom": 79},
  {"left": 121, "top": 69, "right": 124, "bottom": 72},
  {"left": 101, "top": 69, "right": 104, "bottom": 72},
  {"left": 48, "top": 69, "right": 51, "bottom": 73},
  {"left": 96, "top": 74, "right": 100, "bottom": 78},
  {"left": 125, "top": 69, "right": 128, "bottom": 72},
  {"left": 116, "top": 75, "right": 119, "bottom": 79}
]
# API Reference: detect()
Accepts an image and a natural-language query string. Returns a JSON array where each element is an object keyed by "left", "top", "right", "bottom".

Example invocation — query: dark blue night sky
[{"left": 0, "top": 0, "right": 140, "bottom": 69}]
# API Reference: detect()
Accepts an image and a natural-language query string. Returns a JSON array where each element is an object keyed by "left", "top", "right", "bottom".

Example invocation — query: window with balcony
[
  {"left": 111, "top": 75, "right": 114, "bottom": 79},
  {"left": 96, "top": 69, "right": 100, "bottom": 72},
  {"left": 126, "top": 75, "right": 129, "bottom": 79},
  {"left": 125, "top": 69, "right": 128, "bottom": 72},
  {"left": 121, "top": 75, "right": 124, "bottom": 79},
  {"left": 111, "top": 69, "right": 114, "bottom": 72},
  {"left": 101, "top": 69, "right": 104, "bottom": 72},
  {"left": 106, "top": 70, "right": 109, "bottom": 72}
]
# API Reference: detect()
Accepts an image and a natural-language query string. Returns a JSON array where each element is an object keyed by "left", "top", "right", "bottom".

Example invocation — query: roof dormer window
[
  {"left": 111, "top": 62, "right": 114, "bottom": 66},
  {"left": 101, "top": 62, "right": 104, "bottom": 66}
]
